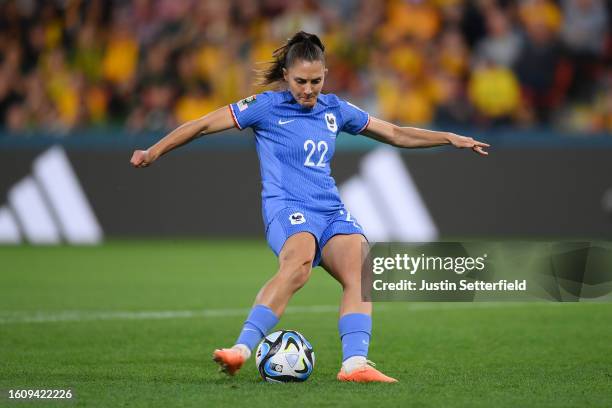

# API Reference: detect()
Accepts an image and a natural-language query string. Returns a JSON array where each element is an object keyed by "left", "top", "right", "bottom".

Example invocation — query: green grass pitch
[{"left": 1, "top": 241, "right": 611, "bottom": 407}]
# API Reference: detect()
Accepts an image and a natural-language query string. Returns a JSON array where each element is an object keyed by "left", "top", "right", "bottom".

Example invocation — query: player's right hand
[{"left": 130, "top": 149, "right": 152, "bottom": 168}]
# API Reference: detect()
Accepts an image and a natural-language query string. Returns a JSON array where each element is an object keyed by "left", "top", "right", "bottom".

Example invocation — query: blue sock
[
  {"left": 338, "top": 313, "right": 371, "bottom": 361},
  {"left": 235, "top": 304, "right": 279, "bottom": 351}
]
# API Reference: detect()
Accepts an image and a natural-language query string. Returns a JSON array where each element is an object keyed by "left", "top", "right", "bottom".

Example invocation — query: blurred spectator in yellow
[
  {"left": 86, "top": 84, "right": 109, "bottom": 124},
  {"left": 203, "top": 41, "right": 247, "bottom": 104},
  {"left": 175, "top": 84, "right": 218, "bottom": 123},
  {"left": 102, "top": 14, "right": 139, "bottom": 85},
  {"left": 388, "top": 41, "right": 425, "bottom": 79},
  {"left": 250, "top": 32, "right": 278, "bottom": 73},
  {"left": 73, "top": 23, "right": 104, "bottom": 82},
  {"left": 437, "top": 29, "right": 470, "bottom": 77},
  {"left": 519, "top": 0, "right": 563, "bottom": 34},
  {"left": 40, "top": 3, "right": 64, "bottom": 51},
  {"left": 41, "top": 50, "right": 81, "bottom": 129},
  {"left": 380, "top": 0, "right": 441, "bottom": 44},
  {"left": 196, "top": 45, "right": 223, "bottom": 84},
  {"left": 468, "top": 61, "right": 520, "bottom": 122},
  {"left": 376, "top": 71, "right": 434, "bottom": 125}
]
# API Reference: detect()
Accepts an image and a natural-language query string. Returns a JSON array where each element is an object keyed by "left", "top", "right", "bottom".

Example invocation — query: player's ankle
[
  {"left": 232, "top": 344, "right": 251, "bottom": 360},
  {"left": 342, "top": 355, "right": 367, "bottom": 374}
]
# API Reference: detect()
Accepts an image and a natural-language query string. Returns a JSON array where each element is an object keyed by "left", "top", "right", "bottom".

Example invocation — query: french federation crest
[
  {"left": 325, "top": 113, "right": 337, "bottom": 132},
  {"left": 289, "top": 212, "right": 306, "bottom": 225}
]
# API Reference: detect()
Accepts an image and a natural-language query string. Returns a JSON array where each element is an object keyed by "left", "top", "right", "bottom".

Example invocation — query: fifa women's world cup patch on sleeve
[
  {"left": 230, "top": 92, "right": 273, "bottom": 130},
  {"left": 237, "top": 95, "right": 257, "bottom": 112}
]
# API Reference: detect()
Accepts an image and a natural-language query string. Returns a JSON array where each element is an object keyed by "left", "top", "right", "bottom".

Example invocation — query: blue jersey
[{"left": 229, "top": 90, "right": 370, "bottom": 226}]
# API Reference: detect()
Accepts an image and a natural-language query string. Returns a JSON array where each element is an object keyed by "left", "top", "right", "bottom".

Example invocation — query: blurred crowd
[{"left": 0, "top": 0, "right": 610, "bottom": 135}]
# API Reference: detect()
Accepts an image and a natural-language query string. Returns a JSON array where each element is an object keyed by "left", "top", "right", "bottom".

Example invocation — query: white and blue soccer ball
[{"left": 255, "top": 330, "right": 315, "bottom": 383}]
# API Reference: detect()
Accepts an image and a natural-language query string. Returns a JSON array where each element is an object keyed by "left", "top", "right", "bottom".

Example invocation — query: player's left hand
[
  {"left": 130, "top": 149, "right": 153, "bottom": 167},
  {"left": 447, "top": 134, "right": 489, "bottom": 156}
]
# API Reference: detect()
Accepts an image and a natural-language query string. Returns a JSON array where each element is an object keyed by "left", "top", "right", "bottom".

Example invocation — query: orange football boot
[
  {"left": 337, "top": 361, "right": 398, "bottom": 383},
  {"left": 212, "top": 348, "right": 246, "bottom": 376}
]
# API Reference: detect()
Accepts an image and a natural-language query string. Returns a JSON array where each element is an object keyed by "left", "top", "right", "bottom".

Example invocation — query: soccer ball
[{"left": 255, "top": 330, "right": 315, "bottom": 382}]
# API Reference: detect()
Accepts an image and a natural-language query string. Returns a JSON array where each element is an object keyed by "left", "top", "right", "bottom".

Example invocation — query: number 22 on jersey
[{"left": 303, "top": 139, "right": 328, "bottom": 167}]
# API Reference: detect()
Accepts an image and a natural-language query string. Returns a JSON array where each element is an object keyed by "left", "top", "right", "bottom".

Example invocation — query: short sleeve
[
  {"left": 339, "top": 99, "right": 370, "bottom": 135},
  {"left": 229, "top": 92, "right": 272, "bottom": 130}
]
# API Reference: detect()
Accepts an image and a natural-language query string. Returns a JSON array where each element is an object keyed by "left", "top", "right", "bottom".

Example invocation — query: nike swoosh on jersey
[{"left": 278, "top": 119, "right": 295, "bottom": 125}]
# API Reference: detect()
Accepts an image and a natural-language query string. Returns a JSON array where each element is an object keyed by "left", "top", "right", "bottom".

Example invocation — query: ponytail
[{"left": 256, "top": 31, "right": 325, "bottom": 86}]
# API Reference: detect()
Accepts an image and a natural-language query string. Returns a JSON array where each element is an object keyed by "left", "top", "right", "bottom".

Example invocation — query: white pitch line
[
  {"left": 0, "top": 305, "right": 342, "bottom": 325},
  {"left": 0, "top": 303, "right": 560, "bottom": 325}
]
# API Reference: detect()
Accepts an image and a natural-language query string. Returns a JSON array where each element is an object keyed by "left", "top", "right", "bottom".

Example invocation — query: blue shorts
[{"left": 265, "top": 207, "right": 365, "bottom": 267}]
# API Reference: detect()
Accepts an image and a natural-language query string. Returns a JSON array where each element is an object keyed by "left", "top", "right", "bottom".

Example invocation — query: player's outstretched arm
[
  {"left": 362, "top": 116, "right": 489, "bottom": 156},
  {"left": 130, "top": 106, "right": 236, "bottom": 168}
]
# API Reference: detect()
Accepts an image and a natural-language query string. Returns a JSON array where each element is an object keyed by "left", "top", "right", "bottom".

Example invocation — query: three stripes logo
[
  {"left": 0, "top": 146, "right": 103, "bottom": 244},
  {"left": 338, "top": 147, "right": 438, "bottom": 242}
]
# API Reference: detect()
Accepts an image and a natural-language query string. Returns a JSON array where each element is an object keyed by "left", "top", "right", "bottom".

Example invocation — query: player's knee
[
  {"left": 279, "top": 245, "right": 314, "bottom": 268},
  {"left": 278, "top": 253, "right": 314, "bottom": 290},
  {"left": 290, "top": 263, "right": 312, "bottom": 290}
]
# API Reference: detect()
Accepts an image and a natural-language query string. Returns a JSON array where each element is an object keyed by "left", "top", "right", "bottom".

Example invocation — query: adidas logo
[
  {"left": 0, "top": 146, "right": 103, "bottom": 244},
  {"left": 338, "top": 147, "right": 437, "bottom": 242}
]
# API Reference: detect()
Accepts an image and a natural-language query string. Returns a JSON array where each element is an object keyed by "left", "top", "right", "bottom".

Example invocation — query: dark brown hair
[{"left": 256, "top": 31, "right": 325, "bottom": 86}]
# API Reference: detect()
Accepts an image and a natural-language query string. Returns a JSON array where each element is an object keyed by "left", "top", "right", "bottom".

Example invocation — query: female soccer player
[{"left": 131, "top": 31, "right": 489, "bottom": 383}]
